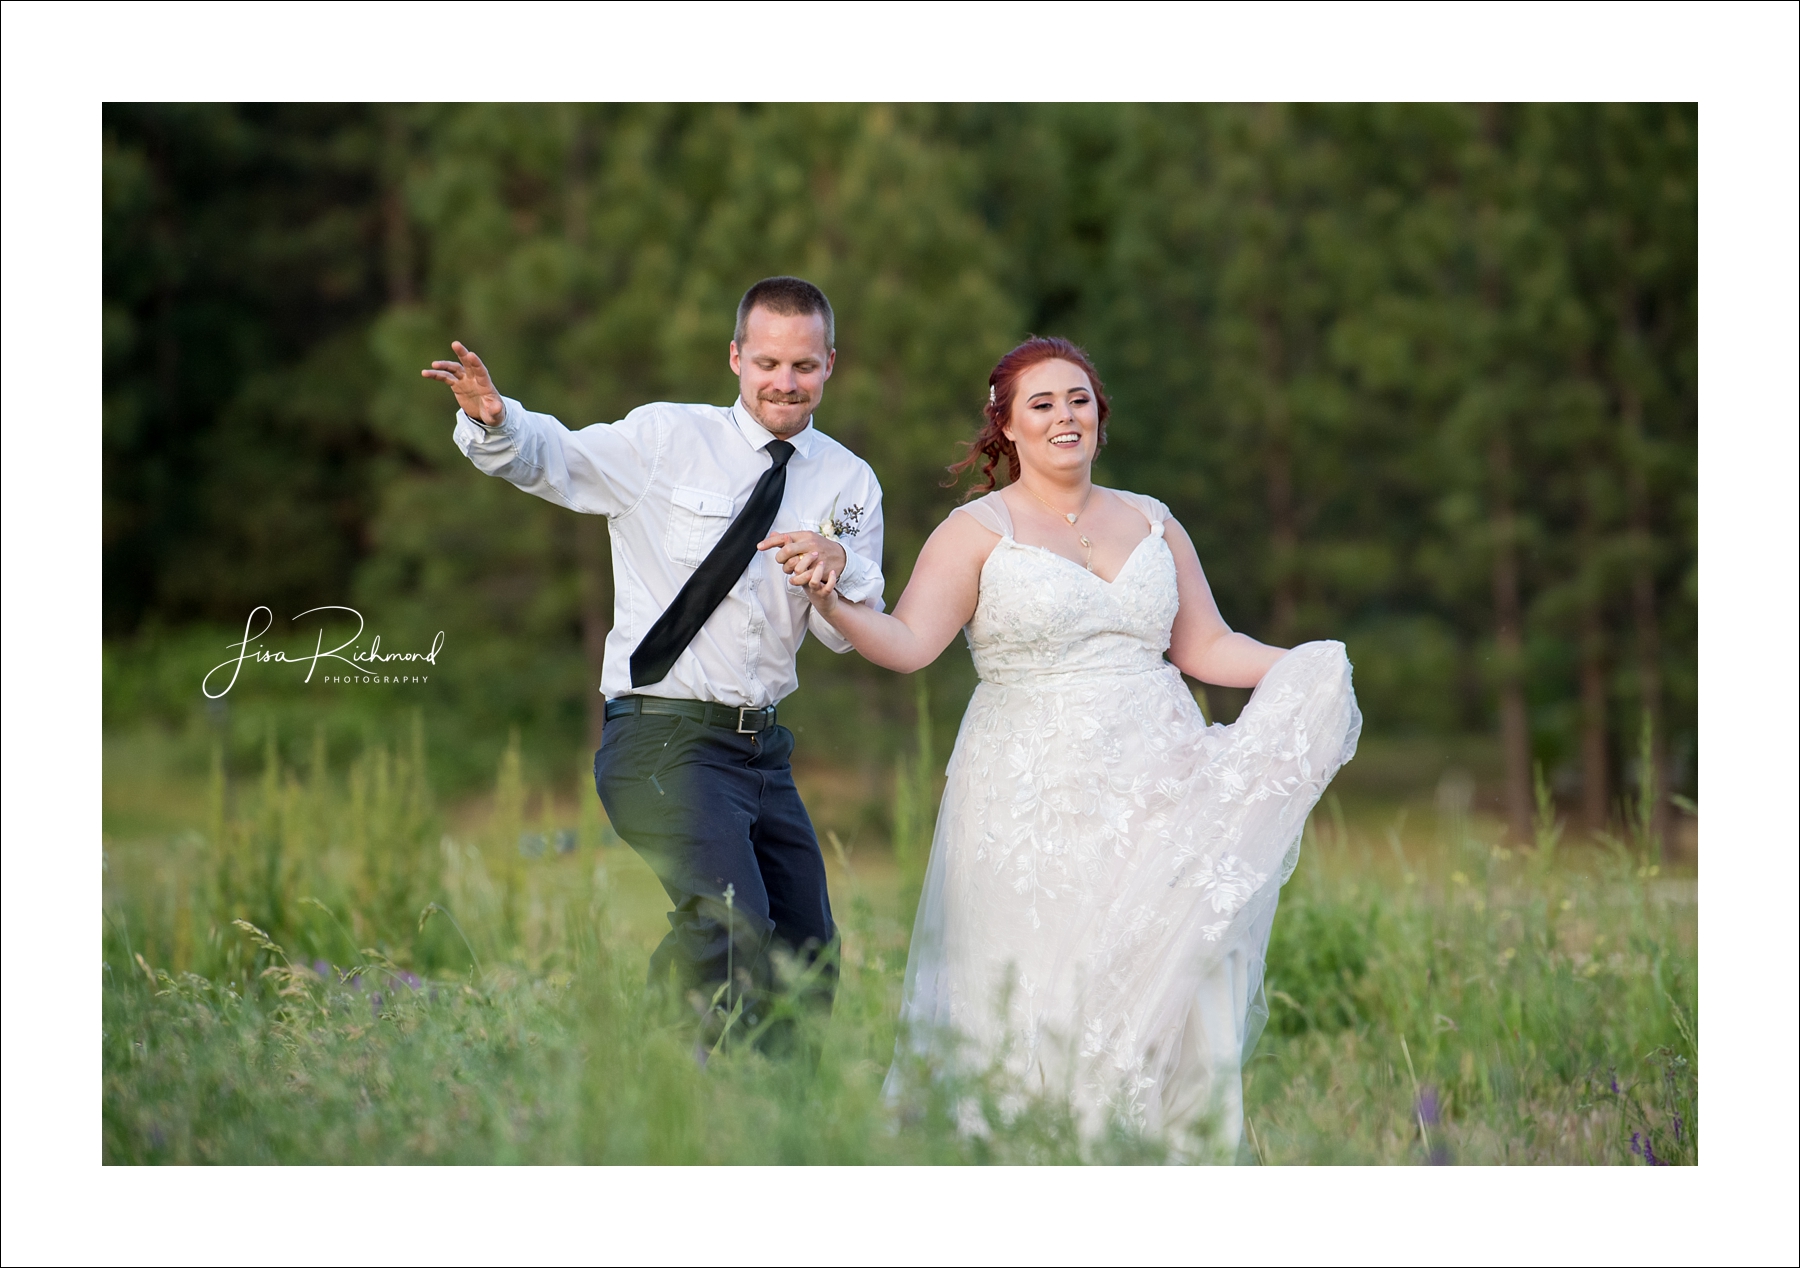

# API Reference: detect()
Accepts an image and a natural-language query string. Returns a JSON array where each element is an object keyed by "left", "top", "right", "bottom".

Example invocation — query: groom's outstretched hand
[
  {"left": 760, "top": 531, "right": 847, "bottom": 595},
  {"left": 421, "top": 341, "right": 506, "bottom": 426}
]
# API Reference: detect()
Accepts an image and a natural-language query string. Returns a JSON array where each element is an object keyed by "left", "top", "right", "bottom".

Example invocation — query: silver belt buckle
[{"left": 736, "top": 705, "right": 765, "bottom": 734}]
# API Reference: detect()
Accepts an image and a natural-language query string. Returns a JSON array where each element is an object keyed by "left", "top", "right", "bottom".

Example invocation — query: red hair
[{"left": 947, "top": 336, "right": 1111, "bottom": 495}]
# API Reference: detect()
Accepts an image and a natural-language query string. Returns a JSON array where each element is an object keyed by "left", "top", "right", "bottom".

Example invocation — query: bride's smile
[{"left": 1003, "top": 359, "right": 1100, "bottom": 470}]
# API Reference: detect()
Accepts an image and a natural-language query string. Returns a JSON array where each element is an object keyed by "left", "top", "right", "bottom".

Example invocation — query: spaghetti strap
[{"left": 951, "top": 490, "right": 1014, "bottom": 538}]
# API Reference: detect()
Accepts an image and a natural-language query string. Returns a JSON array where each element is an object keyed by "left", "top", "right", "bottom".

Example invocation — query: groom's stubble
[
  {"left": 752, "top": 386, "right": 812, "bottom": 421},
  {"left": 730, "top": 307, "right": 835, "bottom": 440}
]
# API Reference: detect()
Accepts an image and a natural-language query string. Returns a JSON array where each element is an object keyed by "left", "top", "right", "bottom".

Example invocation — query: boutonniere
[{"left": 820, "top": 495, "right": 864, "bottom": 540}]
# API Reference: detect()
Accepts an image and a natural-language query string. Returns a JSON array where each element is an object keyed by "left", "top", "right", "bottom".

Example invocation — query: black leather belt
[{"left": 603, "top": 695, "right": 778, "bottom": 734}]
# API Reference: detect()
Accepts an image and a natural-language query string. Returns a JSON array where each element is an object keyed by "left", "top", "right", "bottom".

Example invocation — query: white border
[
  {"left": 0, "top": 0, "right": 1744, "bottom": 104},
  {"left": 3, "top": 2, "right": 1794, "bottom": 1265}
]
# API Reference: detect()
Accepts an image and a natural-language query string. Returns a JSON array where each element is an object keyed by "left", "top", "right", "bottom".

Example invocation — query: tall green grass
[
  {"left": 1251, "top": 777, "right": 1695, "bottom": 1165},
  {"left": 101, "top": 719, "right": 1694, "bottom": 1164}
]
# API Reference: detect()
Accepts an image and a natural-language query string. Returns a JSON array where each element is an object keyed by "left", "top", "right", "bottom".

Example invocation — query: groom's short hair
[{"left": 734, "top": 276, "right": 835, "bottom": 351}]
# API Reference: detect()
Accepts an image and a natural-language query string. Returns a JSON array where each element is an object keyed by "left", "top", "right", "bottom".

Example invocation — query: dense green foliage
[
  {"left": 103, "top": 104, "right": 1695, "bottom": 829},
  {"left": 102, "top": 718, "right": 1695, "bottom": 1165}
]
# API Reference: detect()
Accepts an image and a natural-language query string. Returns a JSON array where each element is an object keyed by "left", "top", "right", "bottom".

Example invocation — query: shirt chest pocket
[{"left": 664, "top": 485, "right": 736, "bottom": 569}]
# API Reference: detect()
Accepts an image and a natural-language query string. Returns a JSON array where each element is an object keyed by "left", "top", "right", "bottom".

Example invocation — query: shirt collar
[{"left": 730, "top": 399, "right": 819, "bottom": 460}]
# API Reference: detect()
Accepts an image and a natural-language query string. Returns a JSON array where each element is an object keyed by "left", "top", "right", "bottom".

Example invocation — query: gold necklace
[{"left": 1022, "top": 482, "right": 1095, "bottom": 571}]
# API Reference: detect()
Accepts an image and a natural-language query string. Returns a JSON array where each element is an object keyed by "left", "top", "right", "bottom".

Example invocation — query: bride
[{"left": 788, "top": 336, "right": 1361, "bottom": 1157}]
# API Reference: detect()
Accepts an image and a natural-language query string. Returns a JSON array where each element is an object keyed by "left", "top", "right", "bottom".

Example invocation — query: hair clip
[{"left": 988, "top": 385, "right": 996, "bottom": 406}]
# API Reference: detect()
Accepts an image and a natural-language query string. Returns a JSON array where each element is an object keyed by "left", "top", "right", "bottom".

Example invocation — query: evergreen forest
[{"left": 102, "top": 103, "right": 1697, "bottom": 839}]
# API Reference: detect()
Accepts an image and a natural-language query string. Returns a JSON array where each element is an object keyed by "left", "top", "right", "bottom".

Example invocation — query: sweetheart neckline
[{"left": 994, "top": 526, "right": 1166, "bottom": 588}]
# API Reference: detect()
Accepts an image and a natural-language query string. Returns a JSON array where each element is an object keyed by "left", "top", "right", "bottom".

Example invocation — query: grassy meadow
[{"left": 101, "top": 711, "right": 1696, "bottom": 1166}]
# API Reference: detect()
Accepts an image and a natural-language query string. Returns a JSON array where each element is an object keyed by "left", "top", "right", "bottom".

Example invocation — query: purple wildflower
[
  {"left": 312, "top": 959, "right": 331, "bottom": 980},
  {"left": 1610, "top": 1073, "right": 1621, "bottom": 1096},
  {"left": 395, "top": 970, "right": 422, "bottom": 991},
  {"left": 1417, "top": 1087, "right": 1448, "bottom": 1164},
  {"left": 1629, "top": 1131, "right": 1665, "bottom": 1163},
  {"left": 1673, "top": 1115, "right": 1683, "bottom": 1144}
]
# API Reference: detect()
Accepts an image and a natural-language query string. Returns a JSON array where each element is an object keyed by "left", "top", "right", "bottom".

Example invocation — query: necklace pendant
[{"left": 1065, "top": 513, "right": 1078, "bottom": 524}]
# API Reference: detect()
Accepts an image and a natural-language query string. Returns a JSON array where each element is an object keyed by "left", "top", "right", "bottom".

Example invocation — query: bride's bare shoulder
[{"left": 921, "top": 493, "right": 1008, "bottom": 569}]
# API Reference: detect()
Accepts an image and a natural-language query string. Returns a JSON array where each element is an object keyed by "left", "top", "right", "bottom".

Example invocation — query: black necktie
[{"left": 630, "top": 438, "right": 796, "bottom": 689}]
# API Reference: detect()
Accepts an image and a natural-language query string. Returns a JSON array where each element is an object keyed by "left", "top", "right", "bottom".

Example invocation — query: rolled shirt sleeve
[
  {"left": 807, "top": 606, "right": 852, "bottom": 650},
  {"left": 807, "top": 471, "right": 884, "bottom": 652},
  {"left": 830, "top": 481, "right": 884, "bottom": 607}
]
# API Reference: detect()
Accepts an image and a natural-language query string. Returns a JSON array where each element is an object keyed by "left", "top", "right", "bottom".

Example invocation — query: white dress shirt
[{"left": 454, "top": 396, "right": 885, "bottom": 709}]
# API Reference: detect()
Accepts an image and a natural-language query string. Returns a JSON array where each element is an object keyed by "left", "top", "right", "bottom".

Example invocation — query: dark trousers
[{"left": 593, "top": 712, "right": 836, "bottom": 1014}]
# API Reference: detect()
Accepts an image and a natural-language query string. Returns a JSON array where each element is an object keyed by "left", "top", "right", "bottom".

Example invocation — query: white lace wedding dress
[{"left": 886, "top": 490, "right": 1361, "bottom": 1158}]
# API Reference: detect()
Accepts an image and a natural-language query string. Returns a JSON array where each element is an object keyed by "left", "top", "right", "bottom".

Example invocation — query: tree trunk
[
  {"left": 146, "top": 127, "right": 179, "bottom": 424},
  {"left": 381, "top": 108, "right": 416, "bottom": 305},
  {"left": 1488, "top": 433, "right": 1533, "bottom": 843},
  {"left": 1627, "top": 521, "right": 1668, "bottom": 853},
  {"left": 1259, "top": 312, "right": 1298, "bottom": 646},
  {"left": 1470, "top": 105, "right": 1531, "bottom": 843},
  {"left": 1623, "top": 411, "right": 1669, "bottom": 854},
  {"left": 1615, "top": 295, "right": 1671, "bottom": 857},
  {"left": 1578, "top": 591, "right": 1610, "bottom": 832},
  {"left": 1576, "top": 465, "right": 1611, "bottom": 832}
]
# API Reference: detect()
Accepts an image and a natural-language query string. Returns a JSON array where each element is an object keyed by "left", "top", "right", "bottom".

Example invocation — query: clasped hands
[{"left": 758, "top": 531, "right": 844, "bottom": 611}]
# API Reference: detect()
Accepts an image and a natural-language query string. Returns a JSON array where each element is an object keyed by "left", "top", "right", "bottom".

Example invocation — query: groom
[{"left": 425, "top": 277, "right": 884, "bottom": 1025}]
